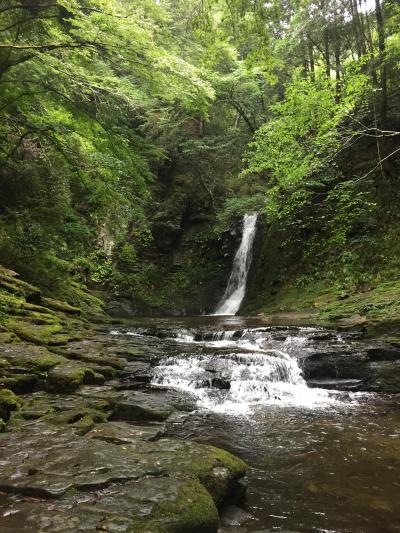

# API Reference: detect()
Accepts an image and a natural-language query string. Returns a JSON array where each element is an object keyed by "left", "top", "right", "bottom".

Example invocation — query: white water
[
  {"left": 147, "top": 327, "right": 347, "bottom": 415},
  {"left": 214, "top": 213, "right": 258, "bottom": 316}
]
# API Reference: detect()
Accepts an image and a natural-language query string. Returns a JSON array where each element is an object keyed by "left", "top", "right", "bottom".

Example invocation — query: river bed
[{"left": 112, "top": 315, "right": 400, "bottom": 533}]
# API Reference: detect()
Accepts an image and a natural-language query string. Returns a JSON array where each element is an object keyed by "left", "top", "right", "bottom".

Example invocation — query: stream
[{"left": 111, "top": 315, "right": 400, "bottom": 533}]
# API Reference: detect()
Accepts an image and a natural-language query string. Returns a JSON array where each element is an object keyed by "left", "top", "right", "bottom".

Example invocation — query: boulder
[
  {"left": 111, "top": 391, "right": 174, "bottom": 422},
  {"left": 47, "top": 364, "right": 105, "bottom": 392}
]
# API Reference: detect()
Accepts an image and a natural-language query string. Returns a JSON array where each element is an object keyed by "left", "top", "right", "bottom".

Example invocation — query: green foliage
[
  {"left": 215, "top": 194, "right": 266, "bottom": 234},
  {"left": 243, "top": 72, "right": 372, "bottom": 190},
  {"left": 0, "top": 0, "right": 216, "bottom": 292},
  {"left": 0, "top": 0, "right": 399, "bottom": 318}
]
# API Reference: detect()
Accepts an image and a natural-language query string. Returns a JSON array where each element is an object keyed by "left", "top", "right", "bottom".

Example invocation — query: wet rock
[
  {"left": 366, "top": 344, "right": 400, "bottom": 361},
  {"left": 0, "top": 428, "right": 163, "bottom": 498},
  {"left": 55, "top": 340, "right": 126, "bottom": 370},
  {"left": 111, "top": 391, "right": 174, "bottom": 421},
  {"left": 301, "top": 349, "right": 370, "bottom": 381},
  {"left": 212, "top": 377, "right": 231, "bottom": 390},
  {"left": 219, "top": 504, "right": 252, "bottom": 527},
  {"left": 0, "top": 389, "right": 22, "bottom": 422},
  {"left": 0, "top": 477, "right": 219, "bottom": 533},
  {"left": 47, "top": 364, "right": 105, "bottom": 392},
  {"left": 119, "top": 360, "right": 153, "bottom": 384},
  {"left": 307, "top": 378, "right": 362, "bottom": 391},
  {"left": 0, "top": 417, "right": 246, "bottom": 532},
  {"left": 301, "top": 342, "right": 400, "bottom": 392},
  {"left": 86, "top": 421, "right": 163, "bottom": 444},
  {"left": 365, "top": 361, "right": 400, "bottom": 393}
]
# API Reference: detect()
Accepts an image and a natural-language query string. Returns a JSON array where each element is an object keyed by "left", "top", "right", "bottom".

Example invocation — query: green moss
[
  {"left": 143, "top": 479, "right": 219, "bottom": 533},
  {"left": 34, "top": 353, "right": 65, "bottom": 370},
  {"left": 47, "top": 408, "right": 109, "bottom": 430},
  {"left": 187, "top": 445, "right": 247, "bottom": 506},
  {"left": 0, "top": 331, "right": 17, "bottom": 343},
  {"left": 125, "top": 348, "right": 145, "bottom": 358},
  {"left": 4, "top": 319, "right": 70, "bottom": 345},
  {"left": 245, "top": 274, "right": 400, "bottom": 332},
  {"left": 0, "top": 273, "right": 41, "bottom": 301},
  {"left": 50, "top": 281, "right": 105, "bottom": 320},
  {"left": 0, "top": 358, "right": 10, "bottom": 368},
  {"left": 0, "top": 374, "right": 38, "bottom": 394},
  {"left": 41, "top": 297, "right": 81, "bottom": 315},
  {"left": 47, "top": 365, "right": 105, "bottom": 392},
  {"left": 0, "top": 418, "right": 6, "bottom": 432},
  {"left": 0, "top": 389, "right": 22, "bottom": 421}
]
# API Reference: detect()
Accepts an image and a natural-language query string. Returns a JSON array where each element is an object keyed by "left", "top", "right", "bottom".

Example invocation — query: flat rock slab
[
  {"left": 0, "top": 476, "right": 218, "bottom": 533},
  {"left": 0, "top": 424, "right": 162, "bottom": 498},
  {"left": 86, "top": 421, "right": 164, "bottom": 444},
  {"left": 0, "top": 343, "right": 66, "bottom": 371},
  {"left": 307, "top": 378, "right": 363, "bottom": 390},
  {"left": 0, "top": 418, "right": 246, "bottom": 531},
  {"left": 111, "top": 391, "right": 175, "bottom": 421},
  {"left": 47, "top": 363, "right": 105, "bottom": 392}
]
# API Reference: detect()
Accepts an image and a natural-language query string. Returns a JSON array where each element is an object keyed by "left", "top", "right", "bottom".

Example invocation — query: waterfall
[
  {"left": 112, "top": 325, "right": 346, "bottom": 414},
  {"left": 143, "top": 326, "right": 342, "bottom": 414},
  {"left": 214, "top": 213, "right": 258, "bottom": 316}
]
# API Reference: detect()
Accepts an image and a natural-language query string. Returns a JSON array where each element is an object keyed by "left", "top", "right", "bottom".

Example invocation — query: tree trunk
[
  {"left": 334, "top": 39, "right": 341, "bottom": 102},
  {"left": 349, "top": 0, "right": 363, "bottom": 58},
  {"left": 375, "top": 0, "right": 387, "bottom": 125},
  {"left": 308, "top": 40, "right": 315, "bottom": 81},
  {"left": 324, "top": 29, "right": 330, "bottom": 78}
]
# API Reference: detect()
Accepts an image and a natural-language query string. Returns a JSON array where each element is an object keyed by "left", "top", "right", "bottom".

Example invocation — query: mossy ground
[
  {"left": 0, "top": 266, "right": 103, "bottom": 345},
  {"left": 245, "top": 278, "right": 400, "bottom": 333},
  {"left": 0, "top": 266, "right": 111, "bottom": 428}
]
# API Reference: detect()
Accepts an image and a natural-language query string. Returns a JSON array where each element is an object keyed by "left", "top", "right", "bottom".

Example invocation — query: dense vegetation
[{"left": 0, "top": 0, "right": 399, "bottom": 318}]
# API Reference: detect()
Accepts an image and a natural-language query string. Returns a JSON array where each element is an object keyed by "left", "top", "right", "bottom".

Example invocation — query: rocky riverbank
[
  {"left": 0, "top": 269, "right": 247, "bottom": 532},
  {"left": 2, "top": 265, "right": 400, "bottom": 531}
]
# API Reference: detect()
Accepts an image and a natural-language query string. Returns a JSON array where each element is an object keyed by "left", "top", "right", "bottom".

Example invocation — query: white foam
[{"left": 214, "top": 213, "right": 258, "bottom": 316}]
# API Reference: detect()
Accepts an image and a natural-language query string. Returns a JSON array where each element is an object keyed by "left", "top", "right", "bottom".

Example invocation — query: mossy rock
[
  {"left": 0, "top": 373, "right": 38, "bottom": 394},
  {"left": 140, "top": 477, "right": 219, "bottom": 533},
  {"left": 0, "top": 272, "right": 41, "bottom": 302},
  {"left": 165, "top": 442, "right": 247, "bottom": 507},
  {"left": 41, "top": 297, "right": 81, "bottom": 316},
  {"left": 195, "top": 445, "right": 247, "bottom": 506},
  {"left": 0, "top": 331, "right": 17, "bottom": 343},
  {"left": 47, "top": 364, "right": 105, "bottom": 392},
  {"left": 4, "top": 319, "right": 70, "bottom": 346},
  {"left": 52, "top": 345, "right": 125, "bottom": 371},
  {"left": 45, "top": 407, "right": 110, "bottom": 434},
  {"left": 0, "top": 343, "right": 67, "bottom": 373},
  {"left": 0, "top": 388, "right": 22, "bottom": 421}
]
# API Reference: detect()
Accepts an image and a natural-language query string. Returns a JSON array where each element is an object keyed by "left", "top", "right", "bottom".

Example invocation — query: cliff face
[
  {"left": 242, "top": 139, "right": 400, "bottom": 331},
  {"left": 107, "top": 164, "right": 242, "bottom": 316}
]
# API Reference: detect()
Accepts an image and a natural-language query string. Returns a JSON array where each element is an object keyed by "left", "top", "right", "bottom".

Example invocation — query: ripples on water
[{"left": 111, "top": 318, "right": 400, "bottom": 532}]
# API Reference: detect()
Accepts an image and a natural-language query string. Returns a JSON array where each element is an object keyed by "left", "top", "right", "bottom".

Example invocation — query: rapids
[{"left": 110, "top": 316, "right": 400, "bottom": 532}]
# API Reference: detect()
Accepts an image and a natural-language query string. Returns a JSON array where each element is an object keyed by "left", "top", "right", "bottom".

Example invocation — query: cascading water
[
  {"left": 214, "top": 213, "right": 258, "bottom": 316},
  {"left": 113, "top": 325, "right": 347, "bottom": 414}
]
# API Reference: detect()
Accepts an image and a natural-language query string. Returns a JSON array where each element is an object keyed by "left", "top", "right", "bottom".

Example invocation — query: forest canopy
[{"left": 0, "top": 0, "right": 399, "bottom": 309}]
